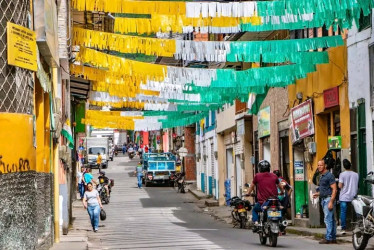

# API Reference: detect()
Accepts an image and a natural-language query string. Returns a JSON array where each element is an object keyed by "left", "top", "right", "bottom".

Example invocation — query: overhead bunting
[
  {"left": 75, "top": 32, "right": 342, "bottom": 64},
  {"left": 76, "top": 47, "right": 166, "bottom": 83},
  {"left": 114, "top": 15, "right": 261, "bottom": 35},
  {"left": 73, "top": 27, "right": 176, "bottom": 57}
]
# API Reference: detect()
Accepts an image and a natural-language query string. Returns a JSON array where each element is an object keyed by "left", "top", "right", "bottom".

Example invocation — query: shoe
[
  {"left": 337, "top": 226, "right": 342, "bottom": 230},
  {"left": 319, "top": 239, "right": 332, "bottom": 244},
  {"left": 94, "top": 228, "right": 98, "bottom": 232}
]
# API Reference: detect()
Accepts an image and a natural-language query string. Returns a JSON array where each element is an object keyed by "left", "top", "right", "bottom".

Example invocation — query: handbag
[{"left": 100, "top": 209, "right": 107, "bottom": 221}]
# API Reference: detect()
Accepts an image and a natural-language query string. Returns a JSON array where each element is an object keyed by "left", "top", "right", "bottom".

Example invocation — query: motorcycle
[
  {"left": 97, "top": 183, "right": 110, "bottom": 204},
  {"left": 227, "top": 196, "right": 252, "bottom": 229},
  {"left": 128, "top": 149, "right": 135, "bottom": 159},
  {"left": 97, "top": 173, "right": 114, "bottom": 204},
  {"left": 254, "top": 197, "right": 288, "bottom": 247},
  {"left": 352, "top": 172, "right": 374, "bottom": 250},
  {"left": 172, "top": 172, "right": 186, "bottom": 193}
]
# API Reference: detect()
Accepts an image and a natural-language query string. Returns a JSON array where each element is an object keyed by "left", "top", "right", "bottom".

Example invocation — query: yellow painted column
[{"left": 52, "top": 67, "right": 60, "bottom": 243}]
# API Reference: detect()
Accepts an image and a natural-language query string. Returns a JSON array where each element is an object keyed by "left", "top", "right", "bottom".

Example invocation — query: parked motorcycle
[
  {"left": 227, "top": 196, "right": 252, "bottom": 229},
  {"left": 254, "top": 197, "right": 288, "bottom": 247},
  {"left": 352, "top": 172, "right": 374, "bottom": 250}
]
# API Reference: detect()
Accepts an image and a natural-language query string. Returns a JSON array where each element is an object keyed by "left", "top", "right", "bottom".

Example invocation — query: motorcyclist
[
  {"left": 98, "top": 171, "right": 110, "bottom": 197},
  {"left": 247, "top": 160, "right": 284, "bottom": 231}
]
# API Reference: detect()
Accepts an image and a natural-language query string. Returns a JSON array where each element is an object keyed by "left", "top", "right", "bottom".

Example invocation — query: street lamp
[{"left": 178, "top": 147, "right": 188, "bottom": 173}]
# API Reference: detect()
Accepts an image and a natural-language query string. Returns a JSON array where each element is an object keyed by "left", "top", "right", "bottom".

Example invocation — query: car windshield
[{"left": 89, "top": 147, "right": 105, "bottom": 154}]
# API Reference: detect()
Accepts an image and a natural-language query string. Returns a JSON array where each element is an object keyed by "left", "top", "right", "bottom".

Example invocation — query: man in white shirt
[
  {"left": 338, "top": 159, "right": 359, "bottom": 235},
  {"left": 77, "top": 167, "right": 85, "bottom": 199}
]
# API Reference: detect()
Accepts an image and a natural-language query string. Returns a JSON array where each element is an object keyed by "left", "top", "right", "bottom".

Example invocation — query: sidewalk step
[
  {"left": 205, "top": 200, "right": 219, "bottom": 207},
  {"left": 189, "top": 189, "right": 209, "bottom": 200}
]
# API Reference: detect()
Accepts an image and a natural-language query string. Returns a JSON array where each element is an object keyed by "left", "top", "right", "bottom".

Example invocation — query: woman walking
[{"left": 83, "top": 182, "right": 103, "bottom": 232}]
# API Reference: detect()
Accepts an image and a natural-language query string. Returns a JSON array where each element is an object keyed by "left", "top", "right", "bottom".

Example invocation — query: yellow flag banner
[
  {"left": 114, "top": 15, "right": 261, "bottom": 34},
  {"left": 70, "top": 64, "right": 107, "bottom": 82},
  {"left": 88, "top": 100, "right": 145, "bottom": 109},
  {"left": 72, "top": 0, "right": 186, "bottom": 14},
  {"left": 92, "top": 81, "right": 141, "bottom": 98},
  {"left": 0, "top": 113, "right": 36, "bottom": 174},
  {"left": 83, "top": 110, "right": 145, "bottom": 130},
  {"left": 76, "top": 47, "right": 166, "bottom": 84},
  {"left": 73, "top": 27, "right": 176, "bottom": 57}
]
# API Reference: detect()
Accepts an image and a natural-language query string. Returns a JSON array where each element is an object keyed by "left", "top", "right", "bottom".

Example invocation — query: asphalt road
[{"left": 82, "top": 155, "right": 359, "bottom": 249}]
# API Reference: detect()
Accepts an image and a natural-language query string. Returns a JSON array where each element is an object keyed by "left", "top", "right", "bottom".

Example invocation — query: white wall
[{"left": 347, "top": 15, "right": 374, "bottom": 173}]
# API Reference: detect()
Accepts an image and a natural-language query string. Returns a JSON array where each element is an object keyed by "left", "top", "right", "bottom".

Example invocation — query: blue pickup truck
[{"left": 142, "top": 153, "right": 176, "bottom": 187}]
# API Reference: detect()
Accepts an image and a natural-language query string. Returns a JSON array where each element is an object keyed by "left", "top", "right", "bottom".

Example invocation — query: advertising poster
[
  {"left": 328, "top": 136, "right": 342, "bottom": 150},
  {"left": 7, "top": 22, "right": 37, "bottom": 71},
  {"left": 290, "top": 99, "right": 314, "bottom": 142},
  {"left": 294, "top": 161, "right": 305, "bottom": 181},
  {"left": 258, "top": 106, "right": 270, "bottom": 138}
]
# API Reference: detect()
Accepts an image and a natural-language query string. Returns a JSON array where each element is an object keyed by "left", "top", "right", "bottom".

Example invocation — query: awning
[{"left": 70, "top": 76, "right": 90, "bottom": 98}]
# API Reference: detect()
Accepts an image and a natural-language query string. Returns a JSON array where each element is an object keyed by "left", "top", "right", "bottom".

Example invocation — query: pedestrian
[
  {"left": 313, "top": 159, "right": 338, "bottom": 244},
  {"left": 77, "top": 167, "right": 85, "bottom": 199},
  {"left": 135, "top": 162, "right": 143, "bottom": 188},
  {"left": 97, "top": 152, "right": 102, "bottom": 170},
  {"left": 273, "top": 170, "right": 293, "bottom": 216},
  {"left": 84, "top": 168, "right": 97, "bottom": 191},
  {"left": 122, "top": 144, "right": 127, "bottom": 155},
  {"left": 83, "top": 182, "right": 103, "bottom": 232},
  {"left": 338, "top": 159, "right": 358, "bottom": 235}
]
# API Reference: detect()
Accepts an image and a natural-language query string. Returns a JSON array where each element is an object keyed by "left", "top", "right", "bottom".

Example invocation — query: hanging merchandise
[{"left": 73, "top": 28, "right": 176, "bottom": 57}]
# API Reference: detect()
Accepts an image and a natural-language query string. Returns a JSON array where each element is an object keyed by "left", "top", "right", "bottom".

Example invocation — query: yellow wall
[
  {"left": 287, "top": 45, "right": 350, "bottom": 180},
  {"left": 35, "top": 80, "right": 51, "bottom": 173}
]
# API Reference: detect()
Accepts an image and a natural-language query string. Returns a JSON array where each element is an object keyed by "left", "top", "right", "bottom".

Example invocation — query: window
[
  {"left": 358, "top": 11, "right": 372, "bottom": 32},
  {"left": 89, "top": 147, "right": 106, "bottom": 154}
]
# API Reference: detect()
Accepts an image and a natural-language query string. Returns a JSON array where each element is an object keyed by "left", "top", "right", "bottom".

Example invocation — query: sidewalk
[
  {"left": 189, "top": 188, "right": 352, "bottom": 243},
  {"left": 50, "top": 199, "right": 88, "bottom": 250}
]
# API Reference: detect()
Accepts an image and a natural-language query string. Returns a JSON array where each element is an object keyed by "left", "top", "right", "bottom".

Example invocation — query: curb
[
  {"left": 286, "top": 227, "right": 352, "bottom": 243},
  {"left": 189, "top": 189, "right": 208, "bottom": 200}
]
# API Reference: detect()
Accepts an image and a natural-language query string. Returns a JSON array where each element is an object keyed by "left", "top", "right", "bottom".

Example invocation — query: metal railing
[{"left": 0, "top": 0, "right": 33, "bottom": 113}]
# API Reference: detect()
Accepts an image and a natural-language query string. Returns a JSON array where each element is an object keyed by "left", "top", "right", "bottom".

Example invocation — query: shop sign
[
  {"left": 290, "top": 99, "right": 314, "bottom": 142},
  {"left": 7, "top": 22, "right": 37, "bottom": 71},
  {"left": 237, "top": 119, "right": 245, "bottom": 136},
  {"left": 328, "top": 136, "right": 342, "bottom": 149},
  {"left": 294, "top": 161, "right": 305, "bottom": 181},
  {"left": 258, "top": 106, "right": 270, "bottom": 138},
  {"left": 324, "top": 87, "right": 339, "bottom": 109}
]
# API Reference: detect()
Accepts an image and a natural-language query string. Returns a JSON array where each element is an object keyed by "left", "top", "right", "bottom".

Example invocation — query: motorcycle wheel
[
  {"left": 352, "top": 217, "right": 370, "bottom": 250},
  {"left": 259, "top": 232, "right": 267, "bottom": 245},
  {"left": 269, "top": 232, "right": 278, "bottom": 247},
  {"left": 240, "top": 216, "right": 246, "bottom": 229}
]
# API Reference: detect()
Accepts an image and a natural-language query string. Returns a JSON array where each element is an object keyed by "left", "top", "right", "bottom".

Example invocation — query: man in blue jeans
[
  {"left": 313, "top": 159, "right": 338, "bottom": 244},
  {"left": 135, "top": 162, "right": 143, "bottom": 188},
  {"left": 338, "top": 159, "right": 358, "bottom": 235}
]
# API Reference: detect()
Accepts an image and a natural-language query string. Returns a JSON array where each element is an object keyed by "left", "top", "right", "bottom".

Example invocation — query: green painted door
[{"left": 357, "top": 101, "right": 369, "bottom": 195}]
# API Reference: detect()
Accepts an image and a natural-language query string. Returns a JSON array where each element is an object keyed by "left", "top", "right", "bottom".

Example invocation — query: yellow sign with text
[
  {"left": 0, "top": 113, "right": 36, "bottom": 174},
  {"left": 7, "top": 22, "right": 37, "bottom": 71}
]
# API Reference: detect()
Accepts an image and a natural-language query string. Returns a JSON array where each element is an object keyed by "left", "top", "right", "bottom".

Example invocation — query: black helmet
[
  {"left": 99, "top": 171, "right": 106, "bottom": 176},
  {"left": 273, "top": 170, "right": 281, "bottom": 177},
  {"left": 258, "top": 160, "right": 271, "bottom": 173}
]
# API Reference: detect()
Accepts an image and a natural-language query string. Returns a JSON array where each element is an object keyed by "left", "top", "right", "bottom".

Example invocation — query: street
[{"left": 61, "top": 155, "right": 358, "bottom": 250}]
